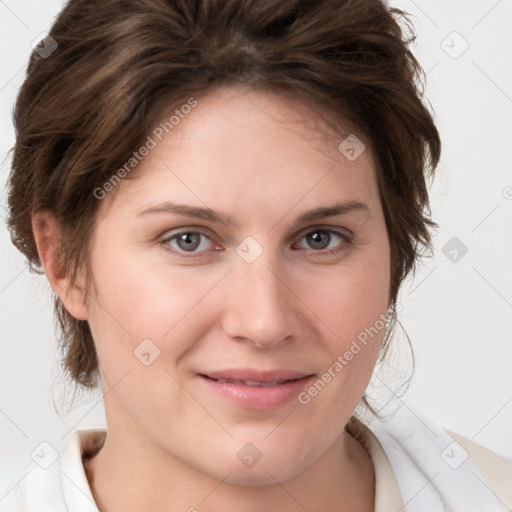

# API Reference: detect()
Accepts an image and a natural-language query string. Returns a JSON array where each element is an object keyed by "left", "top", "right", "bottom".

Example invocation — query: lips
[
  {"left": 201, "top": 368, "right": 311, "bottom": 385},
  {"left": 198, "top": 368, "right": 315, "bottom": 410},
  {"left": 207, "top": 378, "right": 290, "bottom": 387}
]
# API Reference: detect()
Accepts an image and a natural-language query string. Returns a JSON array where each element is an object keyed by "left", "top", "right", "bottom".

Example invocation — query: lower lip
[{"left": 199, "top": 375, "right": 314, "bottom": 410}]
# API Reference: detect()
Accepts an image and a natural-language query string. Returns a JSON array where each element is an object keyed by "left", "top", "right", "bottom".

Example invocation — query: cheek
[
  {"left": 84, "top": 253, "right": 218, "bottom": 423},
  {"left": 298, "top": 251, "right": 390, "bottom": 401},
  {"left": 306, "top": 255, "right": 390, "bottom": 341},
  {"left": 85, "top": 246, "right": 227, "bottom": 375}
]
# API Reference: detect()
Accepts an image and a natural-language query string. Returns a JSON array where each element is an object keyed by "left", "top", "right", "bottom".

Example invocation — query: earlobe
[{"left": 31, "top": 211, "right": 89, "bottom": 321}]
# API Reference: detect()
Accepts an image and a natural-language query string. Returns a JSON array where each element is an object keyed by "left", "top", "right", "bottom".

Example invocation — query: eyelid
[
  {"left": 159, "top": 225, "right": 216, "bottom": 241},
  {"left": 293, "top": 224, "right": 353, "bottom": 240}
]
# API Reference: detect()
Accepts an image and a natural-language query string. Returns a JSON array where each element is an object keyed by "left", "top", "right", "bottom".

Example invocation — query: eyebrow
[{"left": 136, "top": 200, "right": 370, "bottom": 227}]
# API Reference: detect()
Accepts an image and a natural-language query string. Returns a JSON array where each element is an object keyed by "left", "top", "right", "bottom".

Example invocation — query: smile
[
  {"left": 204, "top": 377, "right": 295, "bottom": 387},
  {"left": 198, "top": 369, "right": 315, "bottom": 410}
]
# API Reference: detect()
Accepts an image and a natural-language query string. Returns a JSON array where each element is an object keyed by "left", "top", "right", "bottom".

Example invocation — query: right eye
[{"left": 160, "top": 230, "right": 223, "bottom": 257}]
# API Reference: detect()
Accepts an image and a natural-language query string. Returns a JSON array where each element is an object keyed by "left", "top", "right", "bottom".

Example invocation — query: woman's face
[{"left": 82, "top": 85, "right": 391, "bottom": 484}]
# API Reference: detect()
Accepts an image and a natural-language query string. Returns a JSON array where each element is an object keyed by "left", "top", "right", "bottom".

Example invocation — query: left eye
[{"left": 295, "top": 229, "right": 348, "bottom": 253}]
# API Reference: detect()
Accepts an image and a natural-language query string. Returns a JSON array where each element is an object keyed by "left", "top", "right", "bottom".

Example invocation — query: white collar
[
  {"left": 368, "top": 405, "right": 509, "bottom": 512},
  {"left": 61, "top": 429, "right": 105, "bottom": 511}
]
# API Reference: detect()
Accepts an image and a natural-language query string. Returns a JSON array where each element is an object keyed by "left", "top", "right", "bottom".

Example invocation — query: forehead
[{"left": 102, "top": 85, "right": 380, "bottom": 219}]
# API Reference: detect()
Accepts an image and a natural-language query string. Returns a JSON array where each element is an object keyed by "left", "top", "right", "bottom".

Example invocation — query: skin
[{"left": 33, "top": 85, "right": 391, "bottom": 511}]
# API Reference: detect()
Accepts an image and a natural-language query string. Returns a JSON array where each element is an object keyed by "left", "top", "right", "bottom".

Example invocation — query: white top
[{"left": 2, "top": 406, "right": 511, "bottom": 511}]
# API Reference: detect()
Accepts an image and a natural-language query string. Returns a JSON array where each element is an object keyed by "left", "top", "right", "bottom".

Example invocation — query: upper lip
[{"left": 200, "top": 368, "right": 314, "bottom": 383}]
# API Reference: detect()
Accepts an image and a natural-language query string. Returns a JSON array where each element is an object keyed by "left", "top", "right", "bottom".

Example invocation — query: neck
[{"left": 83, "top": 424, "right": 374, "bottom": 512}]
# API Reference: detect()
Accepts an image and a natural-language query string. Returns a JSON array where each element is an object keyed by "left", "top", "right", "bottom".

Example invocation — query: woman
[{"left": 4, "top": 0, "right": 511, "bottom": 510}]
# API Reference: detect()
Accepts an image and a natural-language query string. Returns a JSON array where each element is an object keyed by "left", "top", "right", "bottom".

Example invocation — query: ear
[{"left": 31, "top": 211, "right": 89, "bottom": 321}]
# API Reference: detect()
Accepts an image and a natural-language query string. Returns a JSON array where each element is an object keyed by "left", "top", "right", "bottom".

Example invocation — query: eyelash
[{"left": 159, "top": 227, "right": 354, "bottom": 258}]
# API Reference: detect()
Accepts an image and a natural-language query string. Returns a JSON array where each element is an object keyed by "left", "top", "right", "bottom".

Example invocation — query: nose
[{"left": 220, "top": 253, "right": 298, "bottom": 349}]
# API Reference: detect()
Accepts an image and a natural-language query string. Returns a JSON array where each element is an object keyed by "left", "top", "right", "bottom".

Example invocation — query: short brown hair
[{"left": 7, "top": 0, "right": 440, "bottom": 391}]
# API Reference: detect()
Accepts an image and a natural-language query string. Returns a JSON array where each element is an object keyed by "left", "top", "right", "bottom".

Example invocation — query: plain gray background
[{"left": 1, "top": 0, "right": 511, "bottom": 499}]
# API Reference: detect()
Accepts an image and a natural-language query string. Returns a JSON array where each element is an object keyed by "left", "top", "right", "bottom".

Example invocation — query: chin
[
  {"left": 220, "top": 462, "right": 303, "bottom": 487},
  {"left": 193, "top": 444, "right": 314, "bottom": 487}
]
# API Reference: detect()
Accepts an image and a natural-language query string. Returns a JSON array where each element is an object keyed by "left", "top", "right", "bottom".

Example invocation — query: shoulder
[
  {"left": 0, "top": 429, "right": 106, "bottom": 512},
  {"left": 0, "top": 458, "right": 66, "bottom": 511},
  {"left": 447, "top": 429, "right": 512, "bottom": 508},
  {"left": 361, "top": 406, "right": 512, "bottom": 512}
]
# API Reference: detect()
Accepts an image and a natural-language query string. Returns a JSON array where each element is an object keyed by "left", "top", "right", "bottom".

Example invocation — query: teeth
[
  {"left": 245, "top": 380, "right": 280, "bottom": 387},
  {"left": 214, "top": 378, "right": 285, "bottom": 387}
]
